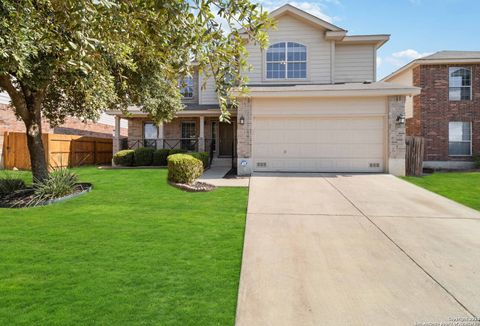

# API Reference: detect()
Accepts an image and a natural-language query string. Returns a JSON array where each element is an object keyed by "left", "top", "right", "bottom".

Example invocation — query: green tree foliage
[{"left": 0, "top": 0, "right": 273, "bottom": 181}]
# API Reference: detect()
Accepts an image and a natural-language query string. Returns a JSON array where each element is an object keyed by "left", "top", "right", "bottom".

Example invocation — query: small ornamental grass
[
  {"left": 30, "top": 169, "right": 78, "bottom": 205},
  {"left": 167, "top": 154, "right": 203, "bottom": 184}
]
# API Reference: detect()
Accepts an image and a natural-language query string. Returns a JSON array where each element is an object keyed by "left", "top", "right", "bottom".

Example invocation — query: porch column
[
  {"left": 199, "top": 116, "right": 205, "bottom": 152},
  {"left": 112, "top": 115, "right": 121, "bottom": 166},
  {"left": 158, "top": 122, "right": 164, "bottom": 149}
]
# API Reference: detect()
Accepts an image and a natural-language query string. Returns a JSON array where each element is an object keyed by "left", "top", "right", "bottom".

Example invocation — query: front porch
[{"left": 112, "top": 111, "right": 237, "bottom": 159}]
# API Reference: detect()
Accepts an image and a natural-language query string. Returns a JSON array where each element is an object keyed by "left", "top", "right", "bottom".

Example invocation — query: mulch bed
[
  {"left": 0, "top": 183, "right": 92, "bottom": 208},
  {"left": 168, "top": 181, "right": 216, "bottom": 192}
]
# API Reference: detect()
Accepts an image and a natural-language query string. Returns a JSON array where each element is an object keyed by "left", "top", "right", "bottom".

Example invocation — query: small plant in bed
[
  {"left": 167, "top": 154, "right": 214, "bottom": 192},
  {"left": 0, "top": 169, "right": 91, "bottom": 208}
]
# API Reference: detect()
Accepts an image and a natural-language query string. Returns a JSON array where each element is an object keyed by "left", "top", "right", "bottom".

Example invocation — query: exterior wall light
[
  {"left": 396, "top": 114, "right": 406, "bottom": 125},
  {"left": 239, "top": 116, "right": 245, "bottom": 125}
]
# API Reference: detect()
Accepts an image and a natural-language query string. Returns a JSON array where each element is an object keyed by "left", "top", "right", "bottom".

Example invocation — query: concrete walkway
[
  {"left": 236, "top": 173, "right": 480, "bottom": 326},
  {"left": 198, "top": 166, "right": 249, "bottom": 187}
]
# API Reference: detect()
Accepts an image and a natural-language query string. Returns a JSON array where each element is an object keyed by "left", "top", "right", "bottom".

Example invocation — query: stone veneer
[
  {"left": 388, "top": 96, "right": 407, "bottom": 176},
  {"left": 236, "top": 98, "right": 252, "bottom": 175}
]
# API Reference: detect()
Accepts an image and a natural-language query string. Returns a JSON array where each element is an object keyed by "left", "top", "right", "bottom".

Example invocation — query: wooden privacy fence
[
  {"left": 3, "top": 132, "right": 113, "bottom": 170},
  {"left": 405, "top": 136, "right": 424, "bottom": 176}
]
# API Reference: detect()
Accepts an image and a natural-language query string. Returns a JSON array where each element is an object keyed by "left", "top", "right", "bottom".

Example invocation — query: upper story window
[
  {"left": 266, "top": 42, "right": 307, "bottom": 79},
  {"left": 449, "top": 67, "right": 471, "bottom": 101},
  {"left": 179, "top": 76, "right": 194, "bottom": 98}
]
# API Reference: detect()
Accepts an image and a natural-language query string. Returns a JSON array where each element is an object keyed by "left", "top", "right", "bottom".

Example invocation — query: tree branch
[{"left": 0, "top": 74, "right": 30, "bottom": 120}]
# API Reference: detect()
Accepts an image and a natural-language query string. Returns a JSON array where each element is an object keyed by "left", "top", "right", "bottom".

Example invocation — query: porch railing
[{"left": 121, "top": 138, "right": 215, "bottom": 154}]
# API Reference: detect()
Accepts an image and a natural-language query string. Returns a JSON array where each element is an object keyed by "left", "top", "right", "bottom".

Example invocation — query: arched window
[
  {"left": 266, "top": 42, "right": 307, "bottom": 79},
  {"left": 179, "top": 76, "right": 194, "bottom": 98}
]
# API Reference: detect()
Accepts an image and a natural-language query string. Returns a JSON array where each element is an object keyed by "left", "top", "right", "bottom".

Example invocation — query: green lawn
[
  {"left": 0, "top": 167, "right": 248, "bottom": 325},
  {"left": 402, "top": 172, "right": 480, "bottom": 211}
]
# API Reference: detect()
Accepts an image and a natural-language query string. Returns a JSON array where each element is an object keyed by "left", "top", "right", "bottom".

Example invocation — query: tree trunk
[
  {"left": 25, "top": 117, "right": 49, "bottom": 182},
  {"left": 0, "top": 75, "right": 49, "bottom": 182}
]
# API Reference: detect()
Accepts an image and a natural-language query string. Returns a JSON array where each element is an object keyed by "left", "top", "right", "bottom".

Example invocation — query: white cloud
[
  {"left": 392, "top": 49, "right": 431, "bottom": 60},
  {"left": 384, "top": 49, "right": 432, "bottom": 68},
  {"left": 376, "top": 56, "right": 383, "bottom": 68}
]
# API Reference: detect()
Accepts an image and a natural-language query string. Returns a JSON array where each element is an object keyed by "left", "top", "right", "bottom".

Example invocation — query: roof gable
[{"left": 269, "top": 4, "right": 345, "bottom": 32}]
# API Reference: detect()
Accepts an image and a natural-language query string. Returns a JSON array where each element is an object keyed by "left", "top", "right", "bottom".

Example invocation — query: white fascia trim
[
  {"left": 269, "top": 4, "right": 346, "bottom": 32},
  {"left": 338, "top": 35, "right": 390, "bottom": 48},
  {"left": 240, "top": 87, "right": 421, "bottom": 98},
  {"left": 105, "top": 109, "right": 226, "bottom": 118}
]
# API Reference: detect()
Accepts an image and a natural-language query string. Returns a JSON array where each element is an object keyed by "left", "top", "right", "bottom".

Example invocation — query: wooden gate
[
  {"left": 405, "top": 136, "right": 424, "bottom": 176},
  {"left": 2, "top": 132, "right": 113, "bottom": 170}
]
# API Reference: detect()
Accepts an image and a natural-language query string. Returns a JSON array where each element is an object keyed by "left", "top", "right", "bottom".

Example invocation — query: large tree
[{"left": 0, "top": 0, "right": 273, "bottom": 182}]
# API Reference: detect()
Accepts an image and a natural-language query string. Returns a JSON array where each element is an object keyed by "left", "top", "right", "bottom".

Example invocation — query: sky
[{"left": 256, "top": 0, "right": 480, "bottom": 79}]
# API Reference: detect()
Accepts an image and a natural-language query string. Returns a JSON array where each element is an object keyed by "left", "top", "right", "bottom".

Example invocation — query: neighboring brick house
[
  {"left": 0, "top": 94, "right": 127, "bottom": 168},
  {"left": 384, "top": 51, "right": 480, "bottom": 169}
]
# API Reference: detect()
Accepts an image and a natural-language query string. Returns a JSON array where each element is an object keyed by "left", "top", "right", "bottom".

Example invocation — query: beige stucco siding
[
  {"left": 252, "top": 97, "right": 386, "bottom": 117},
  {"left": 244, "top": 14, "right": 332, "bottom": 84},
  {"left": 385, "top": 69, "right": 414, "bottom": 118},
  {"left": 334, "top": 44, "right": 375, "bottom": 83}
]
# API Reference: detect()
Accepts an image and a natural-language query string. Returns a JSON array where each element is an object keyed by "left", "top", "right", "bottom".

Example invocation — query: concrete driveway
[{"left": 236, "top": 174, "right": 480, "bottom": 326}]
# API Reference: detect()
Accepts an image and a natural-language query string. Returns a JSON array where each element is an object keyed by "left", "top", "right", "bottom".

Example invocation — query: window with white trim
[
  {"left": 266, "top": 42, "right": 307, "bottom": 79},
  {"left": 449, "top": 121, "right": 471, "bottom": 156},
  {"left": 179, "top": 76, "right": 194, "bottom": 98},
  {"left": 449, "top": 67, "right": 471, "bottom": 101}
]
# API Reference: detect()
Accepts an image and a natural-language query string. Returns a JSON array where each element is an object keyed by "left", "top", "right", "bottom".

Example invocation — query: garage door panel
[{"left": 252, "top": 116, "right": 385, "bottom": 173}]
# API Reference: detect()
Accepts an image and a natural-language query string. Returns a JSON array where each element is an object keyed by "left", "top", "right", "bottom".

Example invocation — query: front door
[{"left": 219, "top": 122, "right": 234, "bottom": 157}]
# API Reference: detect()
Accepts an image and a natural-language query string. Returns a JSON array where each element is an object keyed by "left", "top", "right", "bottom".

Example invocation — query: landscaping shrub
[
  {"left": 152, "top": 149, "right": 171, "bottom": 166},
  {"left": 134, "top": 147, "right": 155, "bottom": 166},
  {"left": 113, "top": 150, "right": 135, "bottom": 166},
  {"left": 188, "top": 152, "right": 210, "bottom": 168},
  {"left": 31, "top": 169, "right": 78, "bottom": 205},
  {"left": 169, "top": 148, "right": 187, "bottom": 155},
  {"left": 167, "top": 154, "right": 203, "bottom": 184},
  {"left": 474, "top": 156, "right": 480, "bottom": 169},
  {"left": 0, "top": 175, "right": 26, "bottom": 197}
]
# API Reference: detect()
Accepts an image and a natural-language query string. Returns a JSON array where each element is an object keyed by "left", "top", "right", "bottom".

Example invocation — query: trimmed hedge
[
  {"left": 113, "top": 150, "right": 135, "bottom": 166},
  {"left": 188, "top": 152, "right": 209, "bottom": 168},
  {"left": 153, "top": 149, "right": 171, "bottom": 166},
  {"left": 114, "top": 147, "right": 210, "bottom": 168},
  {"left": 167, "top": 154, "right": 203, "bottom": 184},
  {"left": 169, "top": 148, "right": 187, "bottom": 155},
  {"left": 134, "top": 147, "right": 155, "bottom": 166}
]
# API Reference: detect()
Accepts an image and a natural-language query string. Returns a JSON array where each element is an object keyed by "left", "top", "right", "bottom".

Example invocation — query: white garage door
[{"left": 252, "top": 116, "right": 385, "bottom": 173}]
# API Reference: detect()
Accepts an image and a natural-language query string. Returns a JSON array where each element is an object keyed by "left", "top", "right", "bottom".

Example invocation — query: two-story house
[
  {"left": 107, "top": 4, "right": 419, "bottom": 176},
  {"left": 384, "top": 51, "right": 480, "bottom": 170}
]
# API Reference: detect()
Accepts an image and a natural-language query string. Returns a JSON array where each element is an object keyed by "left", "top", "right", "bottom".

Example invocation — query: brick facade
[
  {"left": 125, "top": 116, "right": 225, "bottom": 152},
  {"left": 128, "top": 117, "right": 218, "bottom": 140},
  {"left": 408, "top": 64, "right": 480, "bottom": 163}
]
